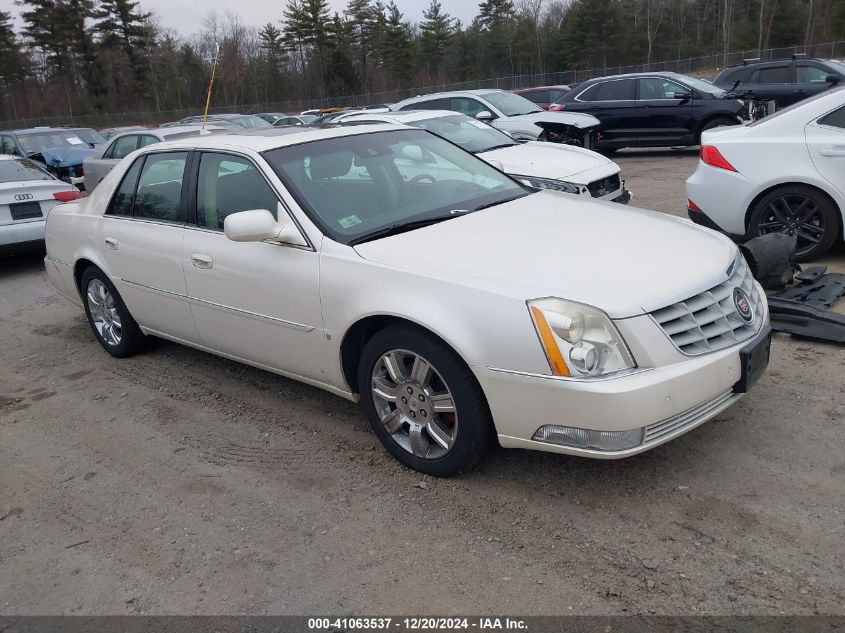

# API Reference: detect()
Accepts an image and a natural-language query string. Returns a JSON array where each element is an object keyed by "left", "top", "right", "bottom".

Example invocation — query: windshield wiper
[
  {"left": 470, "top": 192, "right": 530, "bottom": 212},
  {"left": 349, "top": 215, "right": 456, "bottom": 245},
  {"left": 477, "top": 143, "right": 518, "bottom": 153}
]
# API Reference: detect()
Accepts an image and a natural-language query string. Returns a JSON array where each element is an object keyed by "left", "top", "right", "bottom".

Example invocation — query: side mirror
[
  {"left": 223, "top": 207, "right": 307, "bottom": 246},
  {"left": 673, "top": 91, "right": 693, "bottom": 100},
  {"left": 475, "top": 110, "right": 495, "bottom": 121},
  {"left": 825, "top": 74, "right": 840, "bottom": 85}
]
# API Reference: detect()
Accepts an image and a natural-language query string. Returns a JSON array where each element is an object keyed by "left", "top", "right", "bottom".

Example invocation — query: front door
[
  {"left": 635, "top": 77, "right": 695, "bottom": 145},
  {"left": 181, "top": 151, "right": 325, "bottom": 381}
]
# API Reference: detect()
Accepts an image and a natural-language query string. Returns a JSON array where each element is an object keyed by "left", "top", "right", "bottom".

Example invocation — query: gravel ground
[{"left": 1, "top": 150, "right": 844, "bottom": 616}]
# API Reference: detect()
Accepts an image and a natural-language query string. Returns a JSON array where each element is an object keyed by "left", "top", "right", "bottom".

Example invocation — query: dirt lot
[{"left": 1, "top": 149, "right": 844, "bottom": 616}]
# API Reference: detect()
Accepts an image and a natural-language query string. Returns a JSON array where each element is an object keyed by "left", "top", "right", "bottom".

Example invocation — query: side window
[
  {"left": 196, "top": 153, "right": 279, "bottom": 230},
  {"left": 523, "top": 90, "right": 548, "bottom": 104},
  {"left": 400, "top": 98, "right": 448, "bottom": 111},
  {"left": 133, "top": 152, "right": 188, "bottom": 223},
  {"left": 107, "top": 156, "right": 144, "bottom": 217},
  {"left": 797, "top": 65, "right": 832, "bottom": 84},
  {"left": 819, "top": 106, "right": 845, "bottom": 130},
  {"left": 0, "top": 135, "right": 17, "bottom": 154},
  {"left": 592, "top": 79, "right": 635, "bottom": 101},
  {"left": 548, "top": 89, "right": 566, "bottom": 102},
  {"left": 138, "top": 135, "right": 159, "bottom": 148},
  {"left": 751, "top": 65, "right": 790, "bottom": 83},
  {"left": 638, "top": 78, "right": 685, "bottom": 100},
  {"left": 450, "top": 97, "right": 487, "bottom": 117},
  {"left": 107, "top": 135, "right": 140, "bottom": 160}
]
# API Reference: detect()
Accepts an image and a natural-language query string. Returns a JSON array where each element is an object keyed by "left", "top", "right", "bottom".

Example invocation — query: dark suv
[
  {"left": 549, "top": 71, "right": 744, "bottom": 151},
  {"left": 713, "top": 57, "right": 845, "bottom": 109}
]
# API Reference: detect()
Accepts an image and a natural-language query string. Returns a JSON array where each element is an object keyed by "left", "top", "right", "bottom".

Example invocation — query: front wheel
[
  {"left": 698, "top": 117, "right": 739, "bottom": 143},
  {"left": 748, "top": 185, "right": 840, "bottom": 261},
  {"left": 358, "top": 325, "right": 493, "bottom": 476}
]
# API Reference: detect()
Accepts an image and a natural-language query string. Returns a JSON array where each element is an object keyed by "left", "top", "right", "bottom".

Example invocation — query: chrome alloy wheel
[
  {"left": 86, "top": 279, "right": 122, "bottom": 347},
  {"left": 370, "top": 350, "right": 458, "bottom": 459},
  {"left": 756, "top": 194, "right": 827, "bottom": 258}
]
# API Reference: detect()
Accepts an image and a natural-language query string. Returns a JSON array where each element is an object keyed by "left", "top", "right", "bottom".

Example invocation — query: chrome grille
[
  {"left": 650, "top": 255, "right": 763, "bottom": 355},
  {"left": 587, "top": 174, "right": 621, "bottom": 198}
]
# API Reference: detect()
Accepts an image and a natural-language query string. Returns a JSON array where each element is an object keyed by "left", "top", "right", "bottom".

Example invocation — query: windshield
[
  {"left": 231, "top": 116, "right": 273, "bottom": 129},
  {"left": 263, "top": 129, "right": 527, "bottom": 244},
  {"left": 71, "top": 128, "right": 107, "bottom": 146},
  {"left": 0, "top": 158, "right": 53, "bottom": 183},
  {"left": 17, "top": 132, "right": 89, "bottom": 156},
  {"left": 412, "top": 114, "right": 517, "bottom": 153},
  {"left": 682, "top": 76, "right": 726, "bottom": 96},
  {"left": 482, "top": 91, "right": 542, "bottom": 116}
]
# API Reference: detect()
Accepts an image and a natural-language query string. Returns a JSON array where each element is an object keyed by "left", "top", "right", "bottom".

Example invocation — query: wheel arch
[
  {"left": 339, "top": 314, "right": 471, "bottom": 396},
  {"left": 744, "top": 180, "right": 844, "bottom": 239},
  {"left": 697, "top": 112, "right": 742, "bottom": 137}
]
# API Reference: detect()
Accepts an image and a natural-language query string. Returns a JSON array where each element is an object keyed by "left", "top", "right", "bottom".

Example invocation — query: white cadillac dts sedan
[{"left": 44, "top": 126, "right": 771, "bottom": 476}]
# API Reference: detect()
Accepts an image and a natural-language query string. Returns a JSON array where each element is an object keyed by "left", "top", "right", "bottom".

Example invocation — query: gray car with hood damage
[{"left": 0, "top": 128, "right": 96, "bottom": 189}]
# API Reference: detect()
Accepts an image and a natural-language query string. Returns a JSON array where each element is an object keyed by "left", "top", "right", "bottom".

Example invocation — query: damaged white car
[{"left": 393, "top": 89, "right": 600, "bottom": 146}]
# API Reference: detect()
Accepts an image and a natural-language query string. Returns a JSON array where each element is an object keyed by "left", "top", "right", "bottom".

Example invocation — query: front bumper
[{"left": 475, "top": 313, "right": 769, "bottom": 459}]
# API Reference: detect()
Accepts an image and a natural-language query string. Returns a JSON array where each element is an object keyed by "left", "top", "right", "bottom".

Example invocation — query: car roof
[
  {"left": 394, "top": 89, "right": 508, "bottom": 104},
  {"left": 142, "top": 124, "right": 402, "bottom": 153},
  {"left": 575, "top": 71, "right": 689, "bottom": 83},
  {"left": 3, "top": 127, "right": 78, "bottom": 135},
  {"left": 513, "top": 85, "right": 570, "bottom": 91},
  {"left": 722, "top": 56, "right": 833, "bottom": 69},
  {"left": 340, "top": 110, "right": 458, "bottom": 123}
]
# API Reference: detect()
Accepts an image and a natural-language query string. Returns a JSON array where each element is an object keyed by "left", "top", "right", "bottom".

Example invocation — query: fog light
[{"left": 532, "top": 425, "right": 644, "bottom": 451}]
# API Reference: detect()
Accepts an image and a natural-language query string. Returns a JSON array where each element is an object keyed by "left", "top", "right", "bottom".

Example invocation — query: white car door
[
  {"left": 805, "top": 105, "right": 845, "bottom": 196},
  {"left": 181, "top": 151, "right": 324, "bottom": 381},
  {"left": 99, "top": 150, "right": 200, "bottom": 343}
]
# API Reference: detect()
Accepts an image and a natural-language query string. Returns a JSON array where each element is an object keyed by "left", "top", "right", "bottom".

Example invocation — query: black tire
[
  {"left": 358, "top": 324, "right": 493, "bottom": 477},
  {"left": 698, "top": 117, "right": 738, "bottom": 143},
  {"left": 748, "top": 185, "right": 840, "bottom": 261},
  {"left": 80, "top": 266, "right": 145, "bottom": 357}
]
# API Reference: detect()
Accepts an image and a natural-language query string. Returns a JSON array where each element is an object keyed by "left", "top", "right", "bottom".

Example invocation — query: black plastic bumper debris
[{"left": 767, "top": 266, "right": 845, "bottom": 344}]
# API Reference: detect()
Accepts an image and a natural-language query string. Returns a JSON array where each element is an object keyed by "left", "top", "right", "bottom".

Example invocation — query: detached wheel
[
  {"left": 748, "top": 185, "right": 839, "bottom": 261},
  {"left": 80, "top": 267, "right": 145, "bottom": 357},
  {"left": 358, "top": 325, "right": 493, "bottom": 477}
]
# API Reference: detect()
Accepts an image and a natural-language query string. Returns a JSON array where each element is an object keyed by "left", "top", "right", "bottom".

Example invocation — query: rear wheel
[
  {"left": 80, "top": 267, "right": 145, "bottom": 357},
  {"left": 748, "top": 185, "right": 840, "bottom": 261},
  {"left": 358, "top": 325, "right": 493, "bottom": 476}
]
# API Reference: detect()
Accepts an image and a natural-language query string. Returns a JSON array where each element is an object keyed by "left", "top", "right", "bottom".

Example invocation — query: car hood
[
  {"left": 353, "top": 191, "right": 736, "bottom": 318},
  {"left": 479, "top": 141, "right": 616, "bottom": 181},
  {"left": 37, "top": 147, "right": 96, "bottom": 168},
  {"left": 508, "top": 111, "right": 600, "bottom": 129}
]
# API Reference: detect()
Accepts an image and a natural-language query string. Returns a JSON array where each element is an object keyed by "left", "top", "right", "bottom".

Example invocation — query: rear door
[
  {"left": 98, "top": 150, "right": 199, "bottom": 342},
  {"left": 635, "top": 77, "right": 695, "bottom": 145},
  {"left": 744, "top": 63, "right": 794, "bottom": 108},
  {"left": 805, "top": 105, "right": 845, "bottom": 197},
  {"left": 570, "top": 79, "right": 637, "bottom": 146}
]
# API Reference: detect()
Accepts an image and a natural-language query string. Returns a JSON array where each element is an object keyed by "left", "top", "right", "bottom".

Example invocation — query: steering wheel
[{"left": 399, "top": 173, "right": 437, "bottom": 204}]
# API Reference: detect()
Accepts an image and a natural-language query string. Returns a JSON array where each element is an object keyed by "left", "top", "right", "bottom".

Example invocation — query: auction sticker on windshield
[{"left": 338, "top": 214, "right": 362, "bottom": 229}]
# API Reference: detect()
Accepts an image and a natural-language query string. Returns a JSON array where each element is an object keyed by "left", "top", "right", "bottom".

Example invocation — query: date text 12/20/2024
[{"left": 307, "top": 617, "right": 528, "bottom": 631}]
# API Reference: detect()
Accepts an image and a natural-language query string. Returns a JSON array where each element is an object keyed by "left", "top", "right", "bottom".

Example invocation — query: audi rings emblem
[{"left": 14, "top": 193, "right": 34, "bottom": 201}]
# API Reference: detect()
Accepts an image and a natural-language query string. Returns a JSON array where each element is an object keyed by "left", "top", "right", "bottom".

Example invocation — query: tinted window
[
  {"left": 450, "top": 97, "right": 487, "bottom": 117},
  {"left": 107, "top": 157, "right": 144, "bottom": 217},
  {"left": 548, "top": 89, "right": 567, "bottom": 102},
  {"left": 521, "top": 90, "right": 549, "bottom": 104},
  {"left": 797, "top": 64, "right": 831, "bottom": 83},
  {"left": 819, "top": 106, "right": 845, "bottom": 129},
  {"left": 0, "top": 135, "right": 18, "bottom": 154},
  {"left": 138, "top": 135, "right": 159, "bottom": 147},
  {"left": 638, "top": 77, "right": 686, "bottom": 99},
  {"left": 751, "top": 66, "right": 790, "bottom": 83},
  {"left": 0, "top": 158, "right": 53, "bottom": 183},
  {"left": 107, "top": 135, "right": 139, "bottom": 159},
  {"left": 196, "top": 153, "right": 279, "bottom": 230},
  {"left": 401, "top": 98, "right": 449, "bottom": 111},
  {"left": 591, "top": 79, "right": 635, "bottom": 101},
  {"left": 133, "top": 152, "right": 188, "bottom": 222}
]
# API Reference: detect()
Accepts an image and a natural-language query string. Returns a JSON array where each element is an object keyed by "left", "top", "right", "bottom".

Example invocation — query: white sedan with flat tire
[
  {"left": 45, "top": 126, "right": 770, "bottom": 476},
  {"left": 686, "top": 85, "right": 845, "bottom": 261}
]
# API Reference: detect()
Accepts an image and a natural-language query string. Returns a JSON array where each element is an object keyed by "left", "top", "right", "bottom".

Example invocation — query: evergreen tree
[
  {"left": 419, "top": 0, "right": 456, "bottom": 76},
  {"left": 379, "top": 1, "right": 414, "bottom": 87},
  {"left": 344, "top": 0, "right": 380, "bottom": 90}
]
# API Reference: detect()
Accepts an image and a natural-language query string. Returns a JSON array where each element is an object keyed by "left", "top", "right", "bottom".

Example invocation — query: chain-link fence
[{"left": 4, "top": 40, "right": 844, "bottom": 128}]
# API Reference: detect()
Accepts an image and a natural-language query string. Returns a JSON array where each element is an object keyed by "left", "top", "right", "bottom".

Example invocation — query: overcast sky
[{"left": 5, "top": 0, "right": 480, "bottom": 36}]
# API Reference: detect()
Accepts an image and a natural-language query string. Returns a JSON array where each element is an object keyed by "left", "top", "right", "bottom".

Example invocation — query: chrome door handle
[
  {"left": 104, "top": 237, "right": 118, "bottom": 250},
  {"left": 820, "top": 149, "right": 845, "bottom": 157},
  {"left": 191, "top": 253, "right": 213, "bottom": 269}
]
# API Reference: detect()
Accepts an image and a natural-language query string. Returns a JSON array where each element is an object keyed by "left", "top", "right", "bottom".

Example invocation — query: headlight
[
  {"left": 512, "top": 174, "right": 580, "bottom": 194},
  {"left": 528, "top": 298, "right": 636, "bottom": 378}
]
